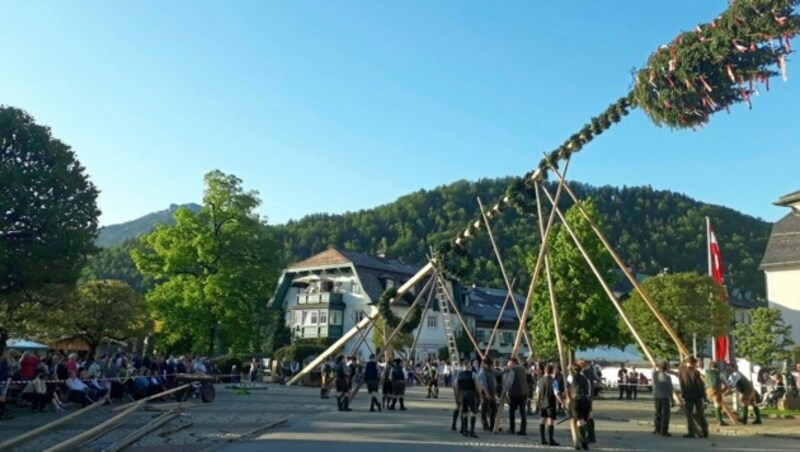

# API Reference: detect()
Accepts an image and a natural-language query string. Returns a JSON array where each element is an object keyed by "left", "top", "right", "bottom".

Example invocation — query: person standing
[
  {"left": 568, "top": 362, "right": 592, "bottom": 450},
  {"left": 456, "top": 357, "right": 479, "bottom": 438},
  {"left": 704, "top": 361, "right": 730, "bottom": 426},
  {"left": 628, "top": 367, "right": 639, "bottom": 400},
  {"left": 363, "top": 354, "right": 382, "bottom": 412},
  {"left": 389, "top": 358, "right": 407, "bottom": 410},
  {"left": 505, "top": 357, "right": 529, "bottom": 436},
  {"left": 424, "top": 360, "right": 439, "bottom": 399},
  {"left": 678, "top": 356, "right": 708, "bottom": 438},
  {"left": 617, "top": 364, "right": 627, "bottom": 400},
  {"left": 580, "top": 361, "right": 597, "bottom": 443},
  {"left": 727, "top": 363, "right": 762, "bottom": 425},
  {"left": 334, "top": 356, "right": 352, "bottom": 412},
  {"left": 652, "top": 361, "right": 674, "bottom": 436},
  {"left": 477, "top": 358, "right": 498, "bottom": 432},
  {"left": 443, "top": 360, "right": 452, "bottom": 387},
  {"left": 537, "top": 364, "right": 561, "bottom": 446}
]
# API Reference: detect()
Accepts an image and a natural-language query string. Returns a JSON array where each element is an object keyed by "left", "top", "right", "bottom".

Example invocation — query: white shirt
[{"left": 66, "top": 378, "right": 89, "bottom": 391}]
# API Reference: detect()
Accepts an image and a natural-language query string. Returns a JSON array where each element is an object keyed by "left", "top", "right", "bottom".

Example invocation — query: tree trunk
[
  {"left": 207, "top": 325, "right": 216, "bottom": 357},
  {"left": 0, "top": 328, "right": 8, "bottom": 355}
]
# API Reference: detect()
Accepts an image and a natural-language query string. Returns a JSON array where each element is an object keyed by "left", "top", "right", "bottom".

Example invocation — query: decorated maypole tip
[
  {"left": 441, "top": 0, "right": 798, "bottom": 278},
  {"left": 634, "top": 0, "right": 800, "bottom": 129}
]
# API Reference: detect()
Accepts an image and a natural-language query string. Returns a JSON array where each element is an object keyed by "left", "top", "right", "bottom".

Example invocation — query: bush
[{"left": 211, "top": 355, "right": 244, "bottom": 374}]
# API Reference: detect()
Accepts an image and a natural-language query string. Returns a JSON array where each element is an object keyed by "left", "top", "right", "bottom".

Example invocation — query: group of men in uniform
[
  {"left": 323, "top": 354, "right": 410, "bottom": 412},
  {"left": 449, "top": 355, "right": 597, "bottom": 450}
]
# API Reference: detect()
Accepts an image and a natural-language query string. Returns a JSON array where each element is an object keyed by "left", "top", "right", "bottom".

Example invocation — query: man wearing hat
[
  {"left": 389, "top": 358, "right": 407, "bottom": 410},
  {"left": 678, "top": 356, "right": 708, "bottom": 438}
]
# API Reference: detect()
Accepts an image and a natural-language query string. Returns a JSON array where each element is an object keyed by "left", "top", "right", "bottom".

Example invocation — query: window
[
  {"left": 385, "top": 278, "right": 395, "bottom": 288},
  {"left": 427, "top": 315, "right": 437, "bottom": 329},
  {"left": 355, "top": 310, "right": 367, "bottom": 323},
  {"left": 476, "top": 329, "right": 486, "bottom": 343},
  {"left": 501, "top": 332, "right": 513, "bottom": 345},
  {"left": 320, "top": 310, "right": 328, "bottom": 325},
  {"left": 301, "top": 311, "right": 308, "bottom": 325},
  {"left": 330, "top": 311, "right": 342, "bottom": 326},
  {"left": 351, "top": 281, "right": 361, "bottom": 294},
  {"left": 310, "top": 311, "right": 318, "bottom": 325}
]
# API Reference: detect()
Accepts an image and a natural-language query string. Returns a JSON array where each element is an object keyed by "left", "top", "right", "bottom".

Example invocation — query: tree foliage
[
  {"left": 0, "top": 106, "right": 99, "bottom": 353},
  {"left": 272, "top": 179, "right": 769, "bottom": 297},
  {"left": 373, "top": 316, "right": 413, "bottom": 356},
  {"left": 622, "top": 272, "right": 731, "bottom": 360},
  {"left": 133, "top": 171, "right": 282, "bottom": 355},
  {"left": 82, "top": 238, "right": 153, "bottom": 294},
  {"left": 734, "top": 307, "right": 794, "bottom": 366},
  {"left": 38, "top": 280, "right": 149, "bottom": 357},
  {"left": 527, "top": 199, "right": 624, "bottom": 357}
]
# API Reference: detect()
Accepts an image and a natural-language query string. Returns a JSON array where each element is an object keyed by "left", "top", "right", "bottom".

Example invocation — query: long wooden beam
[
  {"left": 477, "top": 197, "right": 533, "bottom": 352},
  {"left": 0, "top": 399, "right": 106, "bottom": 450},
  {"left": 436, "top": 269, "right": 484, "bottom": 360},
  {"left": 482, "top": 280, "right": 516, "bottom": 359},
  {"left": 288, "top": 262, "right": 434, "bottom": 385},
  {"left": 381, "top": 275, "right": 436, "bottom": 355},
  {"left": 548, "top": 164, "right": 691, "bottom": 359},
  {"left": 540, "top": 185, "right": 657, "bottom": 366}
]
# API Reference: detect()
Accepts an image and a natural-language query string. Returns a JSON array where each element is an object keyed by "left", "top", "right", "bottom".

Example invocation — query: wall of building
[{"left": 766, "top": 267, "right": 800, "bottom": 344}]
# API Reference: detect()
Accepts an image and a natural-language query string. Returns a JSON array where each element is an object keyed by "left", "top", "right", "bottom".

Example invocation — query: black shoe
[
  {"left": 662, "top": 433, "right": 672, "bottom": 437},
  {"left": 581, "top": 442, "right": 589, "bottom": 450},
  {"left": 370, "top": 407, "right": 375, "bottom": 412},
  {"left": 753, "top": 419, "right": 762, "bottom": 425},
  {"left": 549, "top": 440, "right": 560, "bottom": 446},
  {"left": 719, "top": 420, "right": 728, "bottom": 426},
  {"left": 516, "top": 431, "right": 527, "bottom": 436},
  {"left": 682, "top": 434, "right": 694, "bottom": 438}
]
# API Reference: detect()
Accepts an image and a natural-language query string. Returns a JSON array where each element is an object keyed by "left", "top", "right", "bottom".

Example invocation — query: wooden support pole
[
  {"left": 535, "top": 181, "right": 577, "bottom": 445},
  {"left": 408, "top": 281, "right": 436, "bottom": 361},
  {"left": 102, "top": 411, "right": 181, "bottom": 452},
  {"left": 512, "top": 158, "right": 571, "bottom": 358},
  {"left": 111, "top": 383, "right": 193, "bottom": 413},
  {"left": 0, "top": 399, "right": 106, "bottom": 450},
  {"left": 45, "top": 402, "right": 143, "bottom": 452},
  {"left": 349, "top": 312, "right": 376, "bottom": 356},
  {"left": 549, "top": 164, "right": 691, "bottom": 359},
  {"left": 540, "top": 184, "right": 657, "bottom": 367},
  {"left": 437, "top": 270, "right": 484, "bottom": 360},
  {"left": 482, "top": 280, "right": 516, "bottom": 359},
  {"left": 288, "top": 262, "right": 434, "bottom": 385},
  {"left": 381, "top": 275, "right": 436, "bottom": 354},
  {"left": 477, "top": 197, "right": 533, "bottom": 353}
]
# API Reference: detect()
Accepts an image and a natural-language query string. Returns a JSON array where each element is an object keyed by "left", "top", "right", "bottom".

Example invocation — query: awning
[{"left": 5, "top": 338, "right": 49, "bottom": 351}]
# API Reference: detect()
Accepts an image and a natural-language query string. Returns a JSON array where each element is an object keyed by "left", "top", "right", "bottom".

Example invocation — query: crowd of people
[{"left": 0, "top": 349, "right": 217, "bottom": 420}]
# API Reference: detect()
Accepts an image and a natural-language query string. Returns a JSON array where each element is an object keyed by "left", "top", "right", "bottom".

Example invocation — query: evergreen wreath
[
  {"left": 438, "top": 0, "right": 798, "bottom": 271},
  {"left": 378, "top": 286, "right": 423, "bottom": 334}
]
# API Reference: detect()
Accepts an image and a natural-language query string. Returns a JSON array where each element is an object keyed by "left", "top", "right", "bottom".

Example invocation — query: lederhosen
[
  {"left": 569, "top": 373, "right": 592, "bottom": 421},
  {"left": 581, "top": 367, "right": 595, "bottom": 411},
  {"left": 537, "top": 375, "right": 557, "bottom": 419},
  {"left": 457, "top": 369, "right": 478, "bottom": 414},
  {"left": 335, "top": 363, "right": 350, "bottom": 393},
  {"left": 427, "top": 366, "right": 438, "bottom": 389},
  {"left": 382, "top": 366, "right": 394, "bottom": 396},
  {"left": 364, "top": 361, "right": 380, "bottom": 393},
  {"left": 391, "top": 365, "right": 406, "bottom": 397}
]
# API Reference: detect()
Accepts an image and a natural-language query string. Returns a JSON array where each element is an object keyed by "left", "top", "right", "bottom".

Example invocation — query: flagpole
[{"left": 707, "top": 216, "right": 716, "bottom": 362}]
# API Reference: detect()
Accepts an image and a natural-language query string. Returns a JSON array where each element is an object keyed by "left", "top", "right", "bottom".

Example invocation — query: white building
[
  {"left": 760, "top": 190, "right": 800, "bottom": 344},
  {"left": 269, "top": 247, "right": 530, "bottom": 361}
]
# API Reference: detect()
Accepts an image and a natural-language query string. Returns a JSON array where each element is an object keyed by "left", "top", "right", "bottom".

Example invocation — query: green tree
[
  {"left": 0, "top": 106, "right": 100, "bottom": 353},
  {"left": 81, "top": 239, "right": 154, "bottom": 294},
  {"left": 37, "top": 280, "right": 149, "bottom": 357},
  {"left": 373, "top": 316, "right": 413, "bottom": 356},
  {"left": 133, "top": 171, "right": 282, "bottom": 355},
  {"left": 733, "top": 307, "right": 794, "bottom": 366},
  {"left": 528, "top": 199, "right": 624, "bottom": 356},
  {"left": 622, "top": 272, "right": 731, "bottom": 360}
]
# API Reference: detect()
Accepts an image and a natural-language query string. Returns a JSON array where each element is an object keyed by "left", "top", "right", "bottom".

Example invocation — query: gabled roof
[
  {"left": 760, "top": 211, "right": 800, "bottom": 270},
  {"left": 284, "top": 247, "right": 420, "bottom": 302},
  {"left": 774, "top": 190, "right": 800, "bottom": 208},
  {"left": 461, "top": 286, "right": 526, "bottom": 325}
]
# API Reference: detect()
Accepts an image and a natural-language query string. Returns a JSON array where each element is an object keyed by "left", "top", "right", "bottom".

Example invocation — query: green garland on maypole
[
  {"left": 378, "top": 287, "right": 423, "bottom": 334},
  {"left": 435, "top": 0, "right": 799, "bottom": 278}
]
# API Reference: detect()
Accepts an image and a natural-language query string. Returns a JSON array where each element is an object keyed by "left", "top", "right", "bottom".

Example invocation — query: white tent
[
  {"left": 576, "top": 345, "right": 647, "bottom": 363},
  {"left": 5, "top": 338, "right": 49, "bottom": 351}
]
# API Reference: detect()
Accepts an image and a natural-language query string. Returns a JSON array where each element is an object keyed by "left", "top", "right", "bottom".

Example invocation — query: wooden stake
[
  {"left": 45, "top": 402, "right": 143, "bottom": 452},
  {"left": 535, "top": 181, "right": 577, "bottom": 445},
  {"left": 111, "top": 383, "right": 193, "bottom": 413},
  {"left": 549, "top": 165, "right": 691, "bottom": 359},
  {"left": 381, "top": 275, "right": 436, "bottom": 352},
  {"left": 481, "top": 280, "right": 517, "bottom": 358},
  {"left": 512, "top": 158, "right": 572, "bottom": 357},
  {"left": 408, "top": 283, "right": 436, "bottom": 361},
  {"left": 540, "top": 185, "right": 657, "bottom": 367},
  {"left": 288, "top": 262, "right": 434, "bottom": 385},
  {"left": 0, "top": 399, "right": 106, "bottom": 450},
  {"left": 477, "top": 197, "right": 533, "bottom": 353},
  {"left": 102, "top": 411, "right": 181, "bottom": 452}
]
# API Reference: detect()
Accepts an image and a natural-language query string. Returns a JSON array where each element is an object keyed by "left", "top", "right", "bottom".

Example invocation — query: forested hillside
[
  {"left": 96, "top": 203, "right": 201, "bottom": 247},
  {"left": 272, "top": 178, "right": 770, "bottom": 296}
]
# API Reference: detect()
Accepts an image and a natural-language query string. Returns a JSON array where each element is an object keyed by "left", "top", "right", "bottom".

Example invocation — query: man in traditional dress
[
  {"left": 704, "top": 361, "right": 730, "bottom": 426},
  {"left": 456, "top": 357, "right": 479, "bottom": 438},
  {"left": 678, "top": 356, "right": 708, "bottom": 438},
  {"left": 364, "top": 354, "right": 382, "bottom": 412},
  {"left": 580, "top": 361, "right": 597, "bottom": 443},
  {"left": 652, "top": 360, "right": 674, "bottom": 436},
  {"left": 381, "top": 358, "right": 394, "bottom": 410},
  {"left": 389, "top": 358, "right": 407, "bottom": 410},
  {"left": 424, "top": 359, "right": 439, "bottom": 399},
  {"left": 727, "top": 363, "right": 762, "bottom": 425},
  {"left": 477, "top": 358, "right": 498, "bottom": 432},
  {"left": 537, "top": 363, "right": 561, "bottom": 446},
  {"left": 505, "top": 357, "right": 529, "bottom": 436},
  {"left": 568, "top": 362, "right": 592, "bottom": 450},
  {"left": 617, "top": 364, "right": 627, "bottom": 400},
  {"left": 334, "top": 356, "right": 352, "bottom": 411}
]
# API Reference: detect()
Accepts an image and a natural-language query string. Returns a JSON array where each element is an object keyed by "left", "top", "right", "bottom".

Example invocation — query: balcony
[{"left": 296, "top": 292, "right": 344, "bottom": 306}]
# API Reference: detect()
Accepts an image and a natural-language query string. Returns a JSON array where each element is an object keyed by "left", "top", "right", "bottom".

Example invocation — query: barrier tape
[{"left": 0, "top": 372, "right": 238, "bottom": 386}]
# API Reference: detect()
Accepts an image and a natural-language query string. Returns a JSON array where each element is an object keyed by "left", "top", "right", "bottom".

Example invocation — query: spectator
[
  {"left": 66, "top": 353, "right": 79, "bottom": 379},
  {"left": 21, "top": 371, "right": 49, "bottom": 412},
  {"left": 132, "top": 369, "right": 150, "bottom": 399},
  {"left": 192, "top": 358, "right": 208, "bottom": 374},
  {"left": 19, "top": 351, "right": 40, "bottom": 381},
  {"left": 249, "top": 358, "right": 259, "bottom": 383},
  {"left": 66, "top": 374, "right": 94, "bottom": 407},
  {"left": 1, "top": 353, "right": 13, "bottom": 419}
]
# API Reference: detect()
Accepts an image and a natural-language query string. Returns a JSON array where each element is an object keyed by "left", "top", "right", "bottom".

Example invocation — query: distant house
[
  {"left": 269, "top": 247, "right": 532, "bottom": 361},
  {"left": 760, "top": 190, "right": 800, "bottom": 344}
]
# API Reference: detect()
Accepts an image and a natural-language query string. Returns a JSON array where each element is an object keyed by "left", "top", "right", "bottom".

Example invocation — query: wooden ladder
[{"left": 434, "top": 270, "right": 460, "bottom": 362}]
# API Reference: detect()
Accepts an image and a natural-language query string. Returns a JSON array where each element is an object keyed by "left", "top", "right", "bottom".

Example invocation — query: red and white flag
[{"left": 708, "top": 222, "right": 730, "bottom": 363}]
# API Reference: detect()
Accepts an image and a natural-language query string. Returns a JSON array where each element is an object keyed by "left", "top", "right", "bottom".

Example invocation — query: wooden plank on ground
[
  {"left": 101, "top": 411, "right": 180, "bottom": 452},
  {"left": 0, "top": 399, "right": 106, "bottom": 450},
  {"left": 111, "top": 383, "right": 193, "bottom": 412},
  {"left": 44, "top": 402, "right": 143, "bottom": 452}
]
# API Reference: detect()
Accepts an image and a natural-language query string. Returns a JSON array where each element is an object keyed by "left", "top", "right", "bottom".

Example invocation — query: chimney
[{"left": 376, "top": 249, "right": 386, "bottom": 259}]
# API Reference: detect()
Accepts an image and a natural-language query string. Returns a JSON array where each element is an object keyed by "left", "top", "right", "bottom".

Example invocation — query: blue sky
[{"left": 1, "top": 1, "right": 797, "bottom": 226}]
